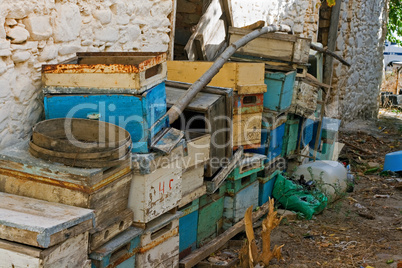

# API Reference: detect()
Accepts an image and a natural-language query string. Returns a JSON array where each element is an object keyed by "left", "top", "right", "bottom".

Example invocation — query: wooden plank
[
  {"left": 182, "top": 166, "right": 205, "bottom": 196},
  {"left": 168, "top": 0, "right": 177, "bottom": 60},
  {"left": 182, "top": 132, "right": 210, "bottom": 170},
  {"left": 0, "top": 165, "right": 132, "bottom": 227},
  {"left": 165, "top": 82, "right": 233, "bottom": 177},
  {"left": 41, "top": 232, "right": 89, "bottom": 267},
  {"left": 179, "top": 185, "right": 207, "bottom": 208},
  {"left": 166, "top": 86, "right": 221, "bottom": 112},
  {"left": 90, "top": 226, "right": 142, "bottom": 268},
  {"left": 0, "top": 192, "right": 94, "bottom": 248},
  {"left": 232, "top": 113, "right": 262, "bottom": 147},
  {"left": 0, "top": 141, "right": 132, "bottom": 188},
  {"left": 167, "top": 61, "right": 265, "bottom": 91},
  {"left": 228, "top": 27, "right": 298, "bottom": 42},
  {"left": 323, "top": 0, "right": 342, "bottom": 85},
  {"left": 184, "top": 0, "right": 227, "bottom": 61},
  {"left": 179, "top": 200, "right": 271, "bottom": 268},
  {"left": 136, "top": 213, "right": 180, "bottom": 267},
  {"left": 0, "top": 232, "right": 89, "bottom": 268},
  {"left": 151, "top": 128, "right": 184, "bottom": 154},
  {"left": 229, "top": 32, "right": 294, "bottom": 62},
  {"left": 129, "top": 165, "right": 182, "bottom": 224},
  {"left": 206, "top": 148, "right": 243, "bottom": 194},
  {"left": 89, "top": 209, "right": 133, "bottom": 251}
]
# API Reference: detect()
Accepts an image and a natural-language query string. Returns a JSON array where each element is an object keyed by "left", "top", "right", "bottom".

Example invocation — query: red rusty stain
[{"left": 42, "top": 52, "right": 166, "bottom": 74}]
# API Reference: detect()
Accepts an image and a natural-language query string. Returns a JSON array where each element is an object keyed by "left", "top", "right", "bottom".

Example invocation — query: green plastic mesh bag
[{"left": 272, "top": 173, "right": 328, "bottom": 220}]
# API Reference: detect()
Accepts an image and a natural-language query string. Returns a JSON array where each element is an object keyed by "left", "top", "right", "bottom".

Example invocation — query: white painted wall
[{"left": 0, "top": 0, "right": 173, "bottom": 150}]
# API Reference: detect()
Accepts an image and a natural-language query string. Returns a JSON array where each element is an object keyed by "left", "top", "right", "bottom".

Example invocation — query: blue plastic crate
[
  {"left": 263, "top": 71, "right": 297, "bottom": 112},
  {"left": 44, "top": 82, "right": 168, "bottom": 153}
]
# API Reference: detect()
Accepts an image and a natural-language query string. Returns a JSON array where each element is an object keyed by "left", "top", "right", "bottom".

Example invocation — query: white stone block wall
[
  {"left": 328, "top": 0, "right": 387, "bottom": 121},
  {"left": 230, "top": 0, "right": 320, "bottom": 41},
  {"left": 0, "top": 0, "right": 173, "bottom": 150}
]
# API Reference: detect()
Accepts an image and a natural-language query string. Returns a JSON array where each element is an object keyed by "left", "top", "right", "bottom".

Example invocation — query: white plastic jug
[{"left": 293, "top": 161, "right": 348, "bottom": 202}]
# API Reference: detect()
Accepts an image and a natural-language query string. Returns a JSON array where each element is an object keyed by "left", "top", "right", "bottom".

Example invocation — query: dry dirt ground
[{"left": 255, "top": 108, "right": 402, "bottom": 268}]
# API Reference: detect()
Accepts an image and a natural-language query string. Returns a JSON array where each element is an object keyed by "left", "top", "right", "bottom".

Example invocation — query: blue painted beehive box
[
  {"left": 89, "top": 226, "right": 143, "bottom": 268},
  {"left": 258, "top": 170, "right": 281, "bottom": 206},
  {"left": 246, "top": 123, "right": 286, "bottom": 163},
  {"left": 179, "top": 198, "right": 199, "bottom": 259},
  {"left": 223, "top": 180, "right": 259, "bottom": 230},
  {"left": 264, "top": 71, "right": 297, "bottom": 112},
  {"left": 197, "top": 184, "right": 227, "bottom": 247},
  {"left": 43, "top": 82, "right": 168, "bottom": 153}
]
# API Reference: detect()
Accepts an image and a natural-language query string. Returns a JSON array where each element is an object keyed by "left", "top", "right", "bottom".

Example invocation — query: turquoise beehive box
[
  {"left": 44, "top": 82, "right": 168, "bottom": 153},
  {"left": 264, "top": 71, "right": 297, "bottom": 112}
]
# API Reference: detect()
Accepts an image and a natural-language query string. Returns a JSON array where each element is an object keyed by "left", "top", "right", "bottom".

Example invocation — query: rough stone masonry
[{"left": 0, "top": 0, "right": 173, "bottom": 150}]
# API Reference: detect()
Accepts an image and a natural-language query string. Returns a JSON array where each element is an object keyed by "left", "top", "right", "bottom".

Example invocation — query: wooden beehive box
[
  {"left": 264, "top": 70, "right": 297, "bottom": 113},
  {"left": 290, "top": 76, "right": 323, "bottom": 117},
  {"left": 136, "top": 212, "right": 181, "bottom": 268},
  {"left": 223, "top": 180, "right": 259, "bottom": 230},
  {"left": 179, "top": 184, "right": 206, "bottom": 208},
  {"left": 42, "top": 52, "right": 167, "bottom": 95},
  {"left": 0, "top": 232, "right": 90, "bottom": 268},
  {"left": 228, "top": 27, "right": 311, "bottom": 65},
  {"left": 258, "top": 170, "right": 281, "bottom": 206},
  {"left": 182, "top": 132, "right": 211, "bottom": 171},
  {"left": 0, "top": 192, "right": 94, "bottom": 249},
  {"left": 167, "top": 61, "right": 266, "bottom": 94},
  {"left": 282, "top": 116, "right": 300, "bottom": 157},
  {"left": 0, "top": 142, "right": 132, "bottom": 228},
  {"left": 232, "top": 113, "right": 262, "bottom": 149},
  {"left": 166, "top": 81, "right": 233, "bottom": 177},
  {"left": 89, "top": 227, "right": 143, "bottom": 268},
  {"left": 179, "top": 198, "right": 200, "bottom": 259},
  {"left": 129, "top": 141, "right": 184, "bottom": 225},
  {"left": 43, "top": 82, "right": 168, "bottom": 154},
  {"left": 233, "top": 92, "right": 264, "bottom": 114},
  {"left": 197, "top": 184, "right": 227, "bottom": 247}
]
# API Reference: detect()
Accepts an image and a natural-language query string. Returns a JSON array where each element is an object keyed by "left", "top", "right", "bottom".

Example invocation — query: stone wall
[
  {"left": 328, "top": 0, "right": 387, "bottom": 121},
  {"left": 230, "top": 0, "right": 320, "bottom": 41},
  {"left": 174, "top": 0, "right": 321, "bottom": 59},
  {"left": 0, "top": 0, "right": 174, "bottom": 150}
]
